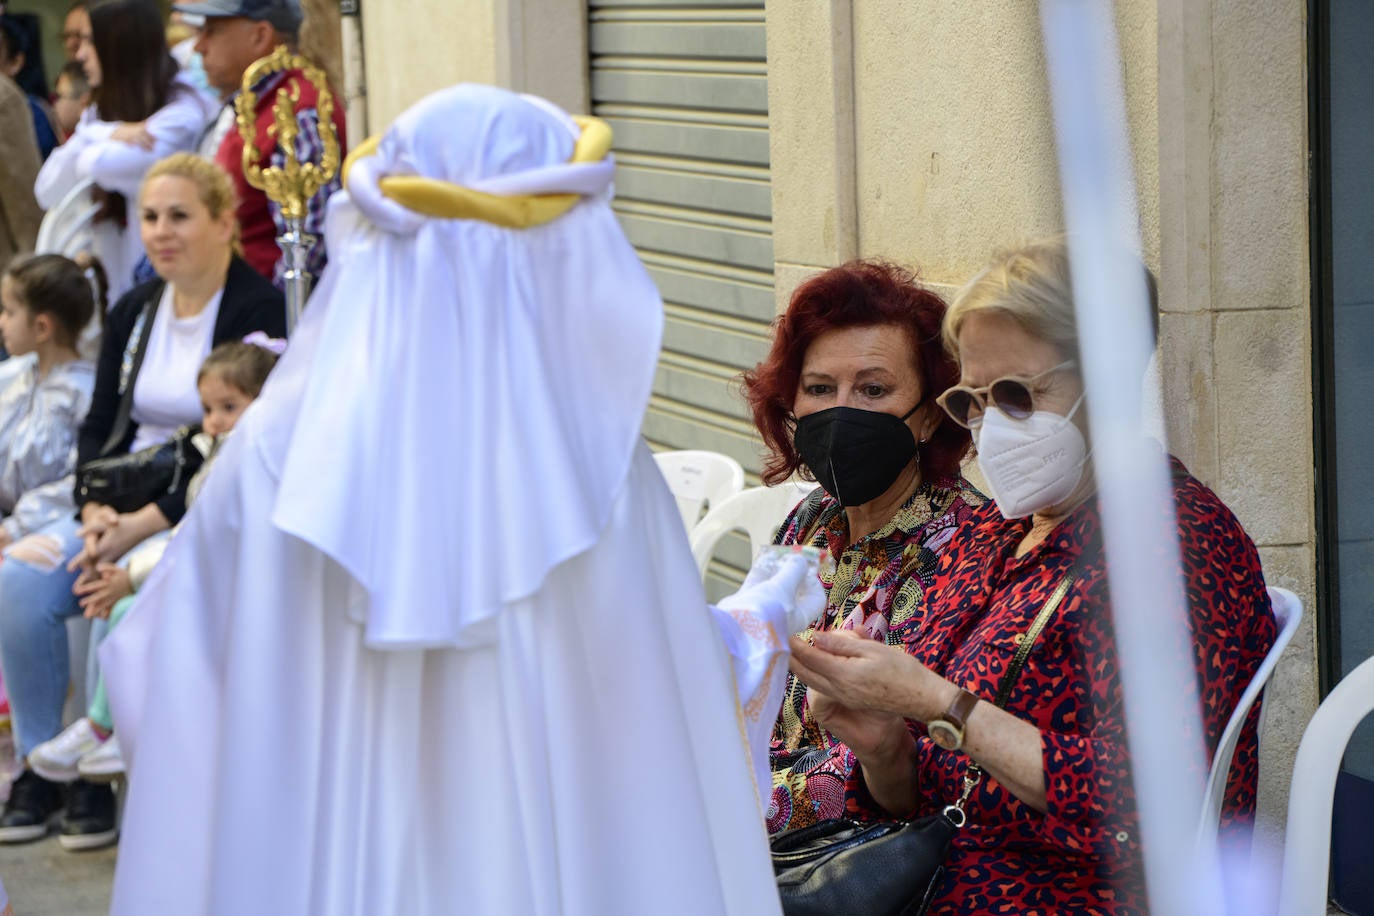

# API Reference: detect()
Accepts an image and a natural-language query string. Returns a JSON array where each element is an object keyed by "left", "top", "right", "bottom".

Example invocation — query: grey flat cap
[{"left": 172, "top": 0, "right": 303, "bottom": 32}]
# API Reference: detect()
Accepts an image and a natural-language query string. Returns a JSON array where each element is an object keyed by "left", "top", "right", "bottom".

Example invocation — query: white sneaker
[
  {"left": 29, "top": 719, "right": 104, "bottom": 783},
  {"left": 77, "top": 734, "right": 124, "bottom": 783}
]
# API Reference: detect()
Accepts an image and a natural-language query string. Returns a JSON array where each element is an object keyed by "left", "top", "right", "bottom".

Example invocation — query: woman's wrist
[
  {"left": 863, "top": 724, "right": 917, "bottom": 770},
  {"left": 857, "top": 729, "right": 921, "bottom": 818},
  {"left": 902, "top": 665, "right": 960, "bottom": 725},
  {"left": 125, "top": 503, "right": 170, "bottom": 540}
]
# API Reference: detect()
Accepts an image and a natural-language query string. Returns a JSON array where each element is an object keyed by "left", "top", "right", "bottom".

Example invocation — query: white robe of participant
[{"left": 102, "top": 84, "right": 782, "bottom": 916}]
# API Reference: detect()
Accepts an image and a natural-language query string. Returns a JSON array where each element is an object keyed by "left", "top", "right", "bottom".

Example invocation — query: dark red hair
[{"left": 741, "top": 259, "right": 970, "bottom": 486}]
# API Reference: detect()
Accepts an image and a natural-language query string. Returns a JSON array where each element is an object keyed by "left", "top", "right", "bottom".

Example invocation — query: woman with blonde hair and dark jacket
[{"left": 0, "top": 153, "right": 283, "bottom": 852}]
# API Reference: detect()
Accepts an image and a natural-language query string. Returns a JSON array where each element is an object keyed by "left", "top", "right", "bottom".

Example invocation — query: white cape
[
  {"left": 103, "top": 390, "right": 781, "bottom": 915},
  {"left": 102, "top": 84, "right": 781, "bottom": 916}
]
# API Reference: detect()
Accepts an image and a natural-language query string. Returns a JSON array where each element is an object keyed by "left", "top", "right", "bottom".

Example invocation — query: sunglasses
[{"left": 936, "top": 359, "right": 1077, "bottom": 429}]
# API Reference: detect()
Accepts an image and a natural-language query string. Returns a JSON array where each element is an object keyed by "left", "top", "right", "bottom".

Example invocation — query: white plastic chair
[
  {"left": 653, "top": 449, "right": 746, "bottom": 533},
  {"left": 1196, "top": 586, "right": 1304, "bottom": 852},
  {"left": 1276, "top": 652, "right": 1374, "bottom": 916},
  {"left": 688, "top": 481, "right": 818, "bottom": 579},
  {"left": 35, "top": 178, "right": 104, "bottom": 359},
  {"left": 35, "top": 178, "right": 98, "bottom": 259}
]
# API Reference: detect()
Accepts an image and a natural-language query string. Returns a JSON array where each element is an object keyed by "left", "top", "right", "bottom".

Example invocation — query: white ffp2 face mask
[{"left": 973, "top": 395, "right": 1089, "bottom": 519}]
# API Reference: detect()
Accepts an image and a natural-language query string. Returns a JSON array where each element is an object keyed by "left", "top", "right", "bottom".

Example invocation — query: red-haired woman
[{"left": 741, "top": 259, "right": 985, "bottom": 834}]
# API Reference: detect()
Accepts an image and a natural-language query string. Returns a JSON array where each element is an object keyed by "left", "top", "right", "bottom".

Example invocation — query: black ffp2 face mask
[{"left": 792, "top": 402, "right": 921, "bottom": 507}]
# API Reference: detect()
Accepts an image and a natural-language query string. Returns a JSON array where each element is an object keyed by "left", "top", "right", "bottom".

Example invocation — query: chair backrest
[
  {"left": 35, "top": 179, "right": 104, "bottom": 359},
  {"left": 688, "top": 481, "right": 818, "bottom": 579},
  {"left": 1196, "top": 586, "right": 1303, "bottom": 853},
  {"left": 35, "top": 178, "right": 98, "bottom": 259},
  {"left": 653, "top": 449, "right": 745, "bottom": 532},
  {"left": 1276, "top": 652, "right": 1374, "bottom": 916}
]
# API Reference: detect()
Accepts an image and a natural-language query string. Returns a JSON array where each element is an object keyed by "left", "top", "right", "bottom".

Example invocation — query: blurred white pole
[{"left": 1038, "top": 3, "right": 1224, "bottom": 914}]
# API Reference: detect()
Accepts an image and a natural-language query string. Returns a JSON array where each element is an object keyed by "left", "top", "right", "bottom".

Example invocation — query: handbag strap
[
  {"left": 100, "top": 283, "right": 163, "bottom": 458},
  {"left": 992, "top": 567, "right": 1077, "bottom": 708},
  {"left": 943, "top": 564, "right": 1078, "bottom": 826}
]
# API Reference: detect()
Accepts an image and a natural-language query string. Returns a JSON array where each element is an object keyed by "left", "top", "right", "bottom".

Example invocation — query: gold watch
[{"left": 927, "top": 688, "right": 980, "bottom": 751}]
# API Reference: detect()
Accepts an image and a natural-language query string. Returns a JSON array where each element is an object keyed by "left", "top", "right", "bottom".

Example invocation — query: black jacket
[{"left": 76, "top": 255, "right": 285, "bottom": 523}]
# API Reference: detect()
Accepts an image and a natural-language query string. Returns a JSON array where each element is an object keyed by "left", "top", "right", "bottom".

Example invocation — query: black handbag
[
  {"left": 773, "top": 815, "right": 956, "bottom": 916},
  {"left": 771, "top": 567, "right": 1079, "bottom": 916},
  {"left": 76, "top": 425, "right": 200, "bottom": 513}
]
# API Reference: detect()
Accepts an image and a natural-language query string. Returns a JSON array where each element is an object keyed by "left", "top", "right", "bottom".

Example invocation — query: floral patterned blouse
[
  {"left": 766, "top": 475, "right": 986, "bottom": 834},
  {"left": 844, "top": 455, "right": 1277, "bottom": 914}
]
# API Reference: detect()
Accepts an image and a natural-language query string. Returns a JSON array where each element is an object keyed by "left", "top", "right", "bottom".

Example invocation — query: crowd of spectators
[
  {"left": 0, "top": 0, "right": 339, "bottom": 854},
  {"left": 0, "top": 3, "right": 1280, "bottom": 914}
]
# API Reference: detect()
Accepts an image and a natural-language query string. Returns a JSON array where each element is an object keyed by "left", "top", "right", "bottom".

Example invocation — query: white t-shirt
[{"left": 130, "top": 285, "right": 222, "bottom": 452}]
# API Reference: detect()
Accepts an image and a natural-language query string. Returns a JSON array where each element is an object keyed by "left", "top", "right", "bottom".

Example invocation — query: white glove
[
  {"left": 718, "top": 549, "right": 826, "bottom": 635},
  {"left": 711, "top": 548, "right": 826, "bottom": 813}
]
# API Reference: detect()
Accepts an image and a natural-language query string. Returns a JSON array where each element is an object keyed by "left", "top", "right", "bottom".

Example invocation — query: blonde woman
[{"left": 0, "top": 153, "right": 284, "bottom": 851}]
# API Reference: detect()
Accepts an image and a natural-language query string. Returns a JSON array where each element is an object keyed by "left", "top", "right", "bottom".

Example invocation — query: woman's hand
[
  {"left": 0, "top": 527, "right": 12, "bottom": 552},
  {"left": 111, "top": 120, "right": 154, "bottom": 150},
  {"left": 792, "top": 630, "right": 951, "bottom": 818},
  {"left": 88, "top": 516, "right": 145, "bottom": 566},
  {"left": 789, "top": 628, "right": 952, "bottom": 723},
  {"left": 70, "top": 503, "right": 120, "bottom": 577},
  {"left": 92, "top": 504, "right": 167, "bottom": 566},
  {"left": 75, "top": 563, "right": 133, "bottom": 619},
  {"left": 808, "top": 684, "right": 909, "bottom": 761},
  {"left": 79, "top": 502, "right": 118, "bottom": 533},
  {"left": 69, "top": 503, "right": 169, "bottom": 575},
  {"left": 79, "top": 502, "right": 119, "bottom": 548}
]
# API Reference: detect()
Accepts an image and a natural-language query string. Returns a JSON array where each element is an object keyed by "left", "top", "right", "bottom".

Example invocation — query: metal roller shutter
[{"left": 590, "top": 0, "right": 774, "bottom": 596}]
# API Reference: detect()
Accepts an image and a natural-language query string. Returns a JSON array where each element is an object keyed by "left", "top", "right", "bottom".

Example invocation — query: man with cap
[{"left": 176, "top": 0, "right": 345, "bottom": 290}]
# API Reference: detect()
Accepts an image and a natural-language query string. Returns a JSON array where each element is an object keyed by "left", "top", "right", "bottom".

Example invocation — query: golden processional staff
[{"left": 235, "top": 45, "right": 341, "bottom": 333}]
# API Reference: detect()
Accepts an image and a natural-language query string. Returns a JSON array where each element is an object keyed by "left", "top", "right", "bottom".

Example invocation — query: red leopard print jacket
[{"left": 845, "top": 455, "right": 1277, "bottom": 914}]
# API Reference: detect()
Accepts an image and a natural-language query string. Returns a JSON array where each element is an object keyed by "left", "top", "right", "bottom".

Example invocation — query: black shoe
[
  {"left": 0, "top": 769, "right": 63, "bottom": 843},
  {"left": 58, "top": 778, "right": 117, "bottom": 851}
]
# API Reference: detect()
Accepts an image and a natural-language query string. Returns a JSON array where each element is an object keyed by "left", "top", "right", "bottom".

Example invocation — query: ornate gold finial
[{"left": 234, "top": 45, "right": 341, "bottom": 222}]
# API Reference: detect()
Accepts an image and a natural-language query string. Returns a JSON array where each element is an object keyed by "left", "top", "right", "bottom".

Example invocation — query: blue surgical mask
[{"left": 186, "top": 52, "right": 211, "bottom": 94}]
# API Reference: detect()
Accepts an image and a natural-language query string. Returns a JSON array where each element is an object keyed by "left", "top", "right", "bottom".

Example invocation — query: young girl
[
  {"left": 29, "top": 338, "right": 280, "bottom": 787},
  {"left": 0, "top": 254, "right": 98, "bottom": 730},
  {"left": 0, "top": 254, "right": 99, "bottom": 552}
]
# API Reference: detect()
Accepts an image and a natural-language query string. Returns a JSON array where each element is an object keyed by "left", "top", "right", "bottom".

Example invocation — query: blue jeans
[{"left": 0, "top": 515, "right": 85, "bottom": 758}]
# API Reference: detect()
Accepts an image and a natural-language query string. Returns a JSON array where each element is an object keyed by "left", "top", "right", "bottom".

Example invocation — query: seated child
[
  {"left": 0, "top": 253, "right": 98, "bottom": 725},
  {"left": 28, "top": 337, "right": 280, "bottom": 783},
  {"left": 52, "top": 61, "right": 92, "bottom": 143},
  {"left": 0, "top": 254, "right": 98, "bottom": 551}
]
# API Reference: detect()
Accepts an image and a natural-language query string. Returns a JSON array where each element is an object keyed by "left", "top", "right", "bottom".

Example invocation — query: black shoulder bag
[
  {"left": 770, "top": 567, "right": 1078, "bottom": 916},
  {"left": 76, "top": 424, "right": 202, "bottom": 513},
  {"left": 75, "top": 286, "right": 181, "bottom": 512}
]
